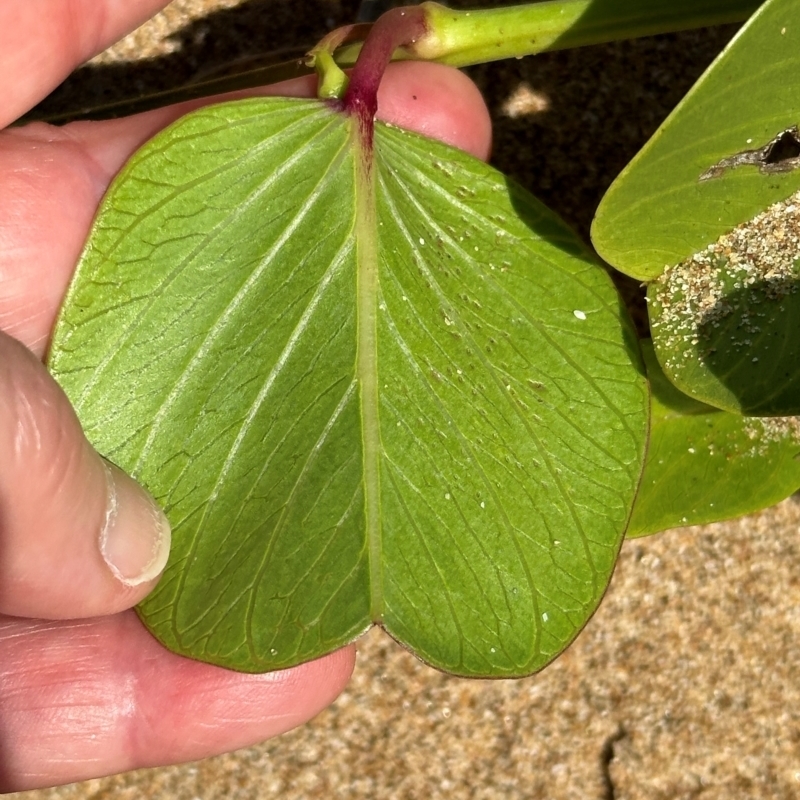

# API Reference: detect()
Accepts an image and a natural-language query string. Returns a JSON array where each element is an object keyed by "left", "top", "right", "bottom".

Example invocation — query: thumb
[{"left": 0, "top": 333, "right": 171, "bottom": 619}]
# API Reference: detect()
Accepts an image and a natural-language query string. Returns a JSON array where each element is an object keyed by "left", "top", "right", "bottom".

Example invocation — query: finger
[
  {"left": 1, "top": 62, "right": 491, "bottom": 357},
  {"left": 0, "top": 333, "right": 171, "bottom": 619},
  {"left": 0, "top": 0, "right": 173, "bottom": 129},
  {"left": 378, "top": 61, "right": 492, "bottom": 162},
  {"left": 0, "top": 611, "right": 356, "bottom": 792}
]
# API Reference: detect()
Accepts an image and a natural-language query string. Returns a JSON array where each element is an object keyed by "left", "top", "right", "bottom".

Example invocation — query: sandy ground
[{"left": 14, "top": 1, "right": 800, "bottom": 798}]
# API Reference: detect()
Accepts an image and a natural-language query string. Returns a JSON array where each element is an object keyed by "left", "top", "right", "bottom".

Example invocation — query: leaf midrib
[{"left": 352, "top": 118, "right": 384, "bottom": 621}]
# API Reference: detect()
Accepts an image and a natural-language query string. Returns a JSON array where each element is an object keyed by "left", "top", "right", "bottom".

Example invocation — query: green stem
[{"left": 336, "top": 0, "right": 761, "bottom": 69}]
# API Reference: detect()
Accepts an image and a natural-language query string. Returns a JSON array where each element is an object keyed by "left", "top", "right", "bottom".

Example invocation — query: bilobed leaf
[
  {"left": 629, "top": 341, "right": 800, "bottom": 537},
  {"left": 49, "top": 97, "right": 647, "bottom": 677},
  {"left": 592, "top": 0, "right": 800, "bottom": 281}
]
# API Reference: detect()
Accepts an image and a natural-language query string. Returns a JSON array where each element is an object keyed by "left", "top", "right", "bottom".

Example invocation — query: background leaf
[
  {"left": 629, "top": 341, "right": 800, "bottom": 537},
  {"left": 49, "top": 97, "right": 647, "bottom": 677},
  {"left": 591, "top": 0, "right": 800, "bottom": 281}
]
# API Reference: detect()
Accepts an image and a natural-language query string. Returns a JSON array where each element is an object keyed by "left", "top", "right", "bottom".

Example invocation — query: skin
[{"left": 0, "top": 0, "right": 491, "bottom": 791}]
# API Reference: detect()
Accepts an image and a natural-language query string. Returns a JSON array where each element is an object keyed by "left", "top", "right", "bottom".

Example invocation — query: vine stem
[
  {"left": 335, "top": 0, "right": 760, "bottom": 70},
  {"left": 30, "top": 0, "right": 761, "bottom": 125}
]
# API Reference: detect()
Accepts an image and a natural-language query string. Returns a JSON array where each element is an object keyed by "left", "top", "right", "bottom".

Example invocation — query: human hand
[{"left": 0, "top": 0, "right": 491, "bottom": 790}]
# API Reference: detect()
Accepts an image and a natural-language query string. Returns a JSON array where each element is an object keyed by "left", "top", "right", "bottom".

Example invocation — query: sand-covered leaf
[
  {"left": 648, "top": 190, "right": 800, "bottom": 415},
  {"left": 629, "top": 341, "right": 800, "bottom": 537},
  {"left": 592, "top": 0, "right": 800, "bottom": 281},
  {"left": 48, "top": 97, "right": 647, "bottom": 677}
]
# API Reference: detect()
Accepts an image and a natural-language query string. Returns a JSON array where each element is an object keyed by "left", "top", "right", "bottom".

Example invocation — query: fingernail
[{"left": 99, "top": 462, "right": 171, "bottom": 586}]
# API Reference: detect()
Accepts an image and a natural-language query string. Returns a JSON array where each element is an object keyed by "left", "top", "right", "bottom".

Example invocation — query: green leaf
[
  {"left": 48, "top": 97, "right": 647, "bottom": 677},
  {"left": 592, "top": 0, "right": 800, "bottom": 281},
  {"left": 629, "top": 341, "right": 800, "bottom": 537}
]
